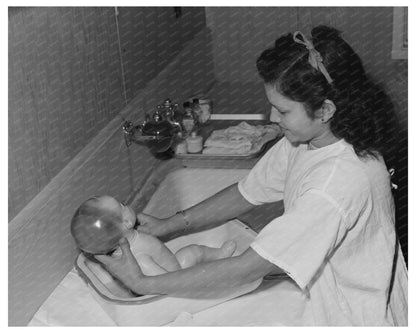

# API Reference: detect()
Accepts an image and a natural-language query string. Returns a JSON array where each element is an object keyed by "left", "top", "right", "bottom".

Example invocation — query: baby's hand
[
  {"left": 95, "top": 238, "right": 143, "bottom": 292},
  {"left": 136, "top": 213, "right": 170, "bottom": 238}
]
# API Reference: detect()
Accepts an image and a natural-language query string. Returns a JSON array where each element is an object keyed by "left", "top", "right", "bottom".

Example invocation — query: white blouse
[{"left": 239, "top": 137, "right": 408, "bottom": 325}]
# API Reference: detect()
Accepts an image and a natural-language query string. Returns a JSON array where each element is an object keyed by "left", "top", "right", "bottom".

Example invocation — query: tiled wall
[
  {"left": 206, "top": 7, "right": 404, "bottom": 84},
  {"left": 205, "top": 7, "right": 408, "bottom": 119},
  {"left": 8, "top": 7, "right": 125, "bottom": 220},
  {"left": 8, "top": 7, "right": 207, "bottom": 221},
  {"left": 117, "top": 7, "right": 206, "bottom": 102}
]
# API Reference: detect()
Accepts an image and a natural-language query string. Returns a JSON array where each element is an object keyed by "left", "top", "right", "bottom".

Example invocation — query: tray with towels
[{"left": 176, "top": 114, "right": 283, "bottom": 160}]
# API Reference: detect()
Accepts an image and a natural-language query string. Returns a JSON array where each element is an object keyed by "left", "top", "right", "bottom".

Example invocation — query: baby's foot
[{"left": 220, "top": 240, "right": 237, "bottom": 258}]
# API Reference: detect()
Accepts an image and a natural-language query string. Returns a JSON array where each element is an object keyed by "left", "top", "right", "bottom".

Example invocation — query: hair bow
[{"left": 293, "top": 31, "right": 333, "bottom": 84}]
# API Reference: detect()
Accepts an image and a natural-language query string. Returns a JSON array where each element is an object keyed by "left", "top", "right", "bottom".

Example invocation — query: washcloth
[{"left": 203, "top": 122, "right": 281, "bottom": 155}]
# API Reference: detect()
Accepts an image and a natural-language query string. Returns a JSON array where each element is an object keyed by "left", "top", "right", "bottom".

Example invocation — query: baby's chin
[{"left": 122, "top": 218, "right": 136, "bottom": 230}]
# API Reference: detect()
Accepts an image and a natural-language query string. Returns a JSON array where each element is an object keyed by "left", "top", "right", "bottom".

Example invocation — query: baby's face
[{"left": 98, "top": 196, "right": 137, "bottom": 230}]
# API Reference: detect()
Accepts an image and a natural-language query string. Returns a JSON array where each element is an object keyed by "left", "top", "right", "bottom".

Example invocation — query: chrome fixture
[{"left": 122, "top": 99, "right": 182, "bottom": 154}]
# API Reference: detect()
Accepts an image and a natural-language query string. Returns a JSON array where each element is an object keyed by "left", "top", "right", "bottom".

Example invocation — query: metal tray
[{"left": 175, "top": 114, "right": 282, "bottom": 160}]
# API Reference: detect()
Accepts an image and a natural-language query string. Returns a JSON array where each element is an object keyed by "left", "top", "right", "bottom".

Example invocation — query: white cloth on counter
[
  {"left": 203, "top": 121, "right": 281, "bottom": 155},
  {"left": 167, "top": 278, "right": 305, "bottom": 326},
  {"left": 238, "top": 137, "right": 408, "bottom": 326},
  {"left": 29, "top": 269, "right": 117, "bottom": 326}
]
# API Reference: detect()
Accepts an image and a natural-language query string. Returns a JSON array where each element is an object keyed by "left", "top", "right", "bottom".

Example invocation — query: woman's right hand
[{"left": 136, "top": 213, "right": 171, "bottom": 238}]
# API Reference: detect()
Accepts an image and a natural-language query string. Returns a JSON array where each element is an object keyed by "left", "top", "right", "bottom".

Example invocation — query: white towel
[{"left": 203, "top": 122, "right": 281, "bottom": 155}]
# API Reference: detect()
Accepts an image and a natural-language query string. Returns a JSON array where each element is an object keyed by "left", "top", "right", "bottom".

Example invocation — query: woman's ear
[{"left": 319, "top": 99, "right": 336, "bottom": 123}]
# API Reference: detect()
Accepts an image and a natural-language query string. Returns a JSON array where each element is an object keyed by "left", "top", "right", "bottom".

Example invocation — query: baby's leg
[{"left": 175, "top": 240, "right": 237, "bottom": 269}]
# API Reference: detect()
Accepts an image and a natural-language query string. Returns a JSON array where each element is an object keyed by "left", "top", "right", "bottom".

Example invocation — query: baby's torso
[{"left": 113, "top": 230, "right": 181, "bottom": 275}]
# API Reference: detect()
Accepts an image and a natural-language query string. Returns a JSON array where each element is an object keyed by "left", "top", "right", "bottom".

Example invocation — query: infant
[{"left": 70, "top": 195, "right": 237, "bottom": 276}]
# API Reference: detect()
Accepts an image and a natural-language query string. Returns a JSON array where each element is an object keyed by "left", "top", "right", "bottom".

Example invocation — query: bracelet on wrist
[{"left": 176, "top": 210, "right": 191, "bottom": 230}]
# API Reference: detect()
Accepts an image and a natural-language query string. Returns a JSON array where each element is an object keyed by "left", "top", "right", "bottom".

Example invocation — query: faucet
[
  {"left": 122, "top": 98, "right": 183, "bottom": 153},
  {"left": 159, "top": 99, "right": 182, "bottom": 131},
  {"left": 122, "top": 120, "right": 154, "bottom": 147}
]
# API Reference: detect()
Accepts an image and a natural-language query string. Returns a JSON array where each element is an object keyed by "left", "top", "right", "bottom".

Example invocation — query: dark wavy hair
[{"left": 256, "top": 25, "right": 398, "bottom": 159}]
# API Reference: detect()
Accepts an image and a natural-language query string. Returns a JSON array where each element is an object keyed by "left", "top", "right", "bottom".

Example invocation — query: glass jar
[{"left": 182, "top": 102, "right": 196, "bottom": 134}]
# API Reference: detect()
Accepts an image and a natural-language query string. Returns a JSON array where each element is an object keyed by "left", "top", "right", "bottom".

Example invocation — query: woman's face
[{"left": 265, "top": 84, "right": 325, "bottom": 145}]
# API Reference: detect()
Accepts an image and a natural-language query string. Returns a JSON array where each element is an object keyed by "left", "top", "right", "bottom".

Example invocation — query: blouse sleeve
[
  {"left": 238, "top": 137, "right": 289, "bottom": 205},
  {"left": 250, "top": 188, "right": 348, "bottom": 290}
]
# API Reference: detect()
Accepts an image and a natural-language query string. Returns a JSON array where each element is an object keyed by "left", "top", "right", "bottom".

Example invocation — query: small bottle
[
  {"left": 198, "top": 98, "right": 212, "bottom": 124},
  {"left": 186, "top": 132, "right": 203, "bottom": 153},
  {"left": 182, "top": 102, "right": 195, "bottom": 134},
  {"left": 174, "top": 132, "right": 188, "bottom": 154},
  {"left": 175, "top": 141, "right": 188, "bottom": 154}
]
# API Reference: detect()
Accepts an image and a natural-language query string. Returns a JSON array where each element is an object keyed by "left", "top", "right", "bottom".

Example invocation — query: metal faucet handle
[
  {"left": 162, "top": 99, "right": 172, "bottom": 107},
  {"left": 122, "top": 120, "right": 134, "bottom": 134}
]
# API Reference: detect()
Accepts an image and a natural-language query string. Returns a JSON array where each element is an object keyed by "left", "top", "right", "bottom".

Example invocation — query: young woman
[{"left": 96, "top": 26, "right": 407, "bottom": 326}]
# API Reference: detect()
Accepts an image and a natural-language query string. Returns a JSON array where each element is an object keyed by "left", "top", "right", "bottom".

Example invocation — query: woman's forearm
[
  {"left": 167, "top": 183, "right": 256, "bottom": 235},
  {"left": 129, "top": 247, "right": 282, "bottom": 297}
]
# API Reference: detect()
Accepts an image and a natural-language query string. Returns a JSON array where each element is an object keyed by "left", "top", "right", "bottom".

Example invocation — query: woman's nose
[{"left": 270, "top": 107, "right": 280, "bottom": 123}]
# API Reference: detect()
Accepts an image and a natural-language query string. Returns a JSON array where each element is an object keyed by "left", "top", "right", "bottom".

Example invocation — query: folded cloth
[
  {"left": 204, "top": 136, "right": 253, "bottom": 150},
  {"left": 208, "top": 122, "right": 263, "bottom": 140},
  {"left": 223, "top": 121, "right": 265, "bottom": 137},
  {"left": 203, "top": 122, "right": 281, "bottom": 155}
]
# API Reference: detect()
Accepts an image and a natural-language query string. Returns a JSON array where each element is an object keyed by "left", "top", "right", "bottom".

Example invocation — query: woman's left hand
[{"left": 95, "top": 238, "right": 144, "bottom": 292}]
